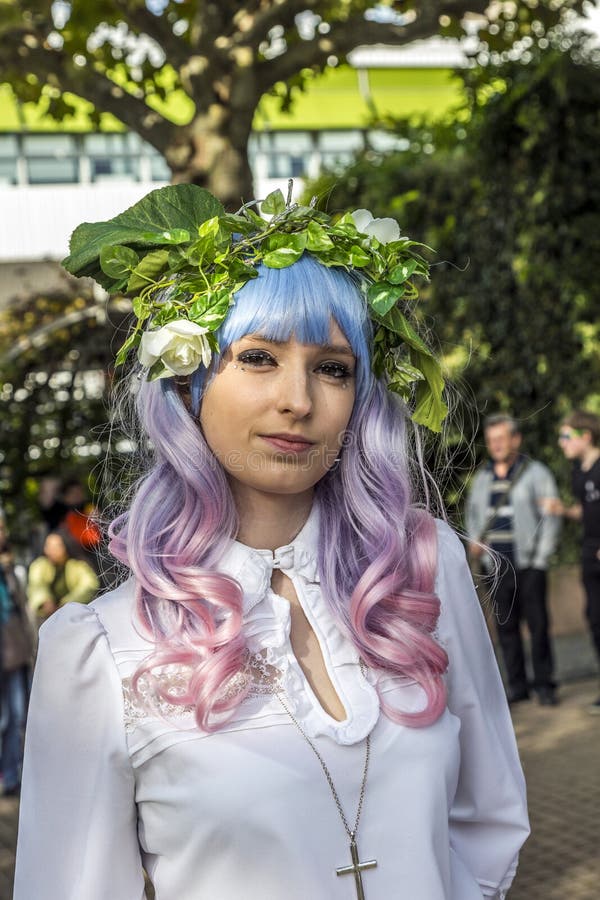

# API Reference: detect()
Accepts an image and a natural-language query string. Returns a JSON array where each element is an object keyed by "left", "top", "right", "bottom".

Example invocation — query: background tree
[
  {"left": 0, "top": 0, "right": 587, "bottom": 206},
  {"left": 307, "top": 30, "right": 600, "bottom": 528}
]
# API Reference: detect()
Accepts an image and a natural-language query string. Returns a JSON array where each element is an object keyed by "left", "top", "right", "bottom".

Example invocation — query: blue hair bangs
[
  {"left": 188, "top": 254, "right": 373, "bottom": 413},
  {"left": 220, "top": 253, "right": 372, "bottom": 386}
]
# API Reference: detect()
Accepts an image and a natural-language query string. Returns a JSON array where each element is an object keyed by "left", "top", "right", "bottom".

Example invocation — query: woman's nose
[{"left": 276, "top": 366, "right": 313, "bottom": 418}]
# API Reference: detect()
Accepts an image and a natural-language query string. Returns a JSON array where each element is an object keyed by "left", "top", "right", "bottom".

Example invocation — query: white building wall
[
  {"left": 0, "top": 175, "right": 304, "bottom": 265},
  {"left": 0, "top": 182, "right": 168, "bottom": 263}
]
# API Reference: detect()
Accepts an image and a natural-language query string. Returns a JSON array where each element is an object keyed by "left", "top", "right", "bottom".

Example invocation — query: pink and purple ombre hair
[{"left": 109, "top": 254, "right": 448, "bottom": 731}]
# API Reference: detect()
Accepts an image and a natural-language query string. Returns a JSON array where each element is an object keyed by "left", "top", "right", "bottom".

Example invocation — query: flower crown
[{"left": 62, "top": 183, "right": 447, "bottom": 431}]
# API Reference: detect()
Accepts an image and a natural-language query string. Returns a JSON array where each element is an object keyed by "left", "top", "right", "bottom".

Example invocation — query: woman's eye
[
  {"left": 237, "top": 350, "right": 276, "bottom": 367},
  {"left": 318, "top": 361, "right": 353, "bottom": 379}
]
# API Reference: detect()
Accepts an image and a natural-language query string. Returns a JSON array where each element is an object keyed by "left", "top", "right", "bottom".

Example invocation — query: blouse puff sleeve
[
  {"left": 436, "top": 521, "right": 530, "bottom": 899},
  {"left": 13, "top": 602, "right": 147, "bottom": 900}
]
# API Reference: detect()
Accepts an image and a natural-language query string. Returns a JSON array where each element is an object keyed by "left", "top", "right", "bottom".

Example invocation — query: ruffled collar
[
  {"left": 215, "top": 505, "right": 380, "bottom": 745},
  {"left": 217, "top": 504, "right": 321, "bottom": 615}
]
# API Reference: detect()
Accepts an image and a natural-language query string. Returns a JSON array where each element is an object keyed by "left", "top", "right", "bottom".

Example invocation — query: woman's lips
[{"left": 260, "top": 434, "right": 316, "bottom": 454}]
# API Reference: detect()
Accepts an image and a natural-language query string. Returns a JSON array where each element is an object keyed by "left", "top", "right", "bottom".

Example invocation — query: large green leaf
[
  {"left": 373, "top": 307, "right": 431, "bottom": 356},
  {"left": 62, "top": 185, "right": 224, "bottom": 288},
  {"left": 410, "top": 351, "right": 448, "bottom": 433}
]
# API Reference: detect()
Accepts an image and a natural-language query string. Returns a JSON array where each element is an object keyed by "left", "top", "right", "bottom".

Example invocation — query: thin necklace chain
[{"left": 274, "top": 664, "right": 371, "bottom": 840}]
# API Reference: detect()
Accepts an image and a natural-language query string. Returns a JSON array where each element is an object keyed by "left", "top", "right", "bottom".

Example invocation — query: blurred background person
[
  {"left": 543, "top": 410, "right": 600, "bottom": 713},
  {"left": 0, "top": 513, "right": 35, "bottom": 797},
  {"left": 466, "top": 414, "right": 561, "bottom": 706},
  {"left": 36, "top": 475, "right": 103, "bottom": 575},
  {"left": 27, "top": 529, "right": 99, "bottom": 626}
]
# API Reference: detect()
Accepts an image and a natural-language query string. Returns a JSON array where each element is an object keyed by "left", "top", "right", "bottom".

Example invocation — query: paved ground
[
  {"left": 1, "top": 637, "right": 598, "bottom": 900},
  {"left": 509, "top": 676, "right": 600, "bottom": 900}
]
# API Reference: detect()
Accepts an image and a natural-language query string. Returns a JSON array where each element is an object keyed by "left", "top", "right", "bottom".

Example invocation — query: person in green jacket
[{"left": 27, "top": 529, "right": 99, "bottom": 623}]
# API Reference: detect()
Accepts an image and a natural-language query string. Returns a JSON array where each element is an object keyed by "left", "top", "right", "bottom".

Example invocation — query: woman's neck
[{"left": 231, "top": 485, "right": 314, "bottom": 551}]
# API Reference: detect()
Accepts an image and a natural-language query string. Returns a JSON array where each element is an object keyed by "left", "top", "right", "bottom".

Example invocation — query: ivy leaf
[
  {"left": 371, "top": 343, "right": 386, "bottom": 379},
  {"left": 220, "top": 213, "right": 255, "bottom": 235},
  {"left": 100, "top": 245, "right": 139, "bottom": 280},
  {"left": 348, "top": 245, "right": 370, "bottom": 267},
  {"left": 387, "top": 381, "right": 411, "bottom": 401},
  {"left": 127, "top": 249, "right": 170, "bottom": 293},
  {"left": 186, "top": 234, "right": 216, "bottom": 266},
  {"left": 388, "top": 259, "right": 418, "bottom": 284},
  {"left": 115, "top": 330, "right": 142, "bottom": 366},
  {"left": 367, "top": 282, "right": 405, "bottom": 316},
  {"left": 261, "top": 189, "right": 286, "bottom": 215},
  {"left": 198, "top": 216, "right": 220, "bottom": 238},
  {"left": 167, "top": 247, "right": 188, "bottom": 270},
  {"left": 132, "top": 295, "right": 152, "bottom": 322},
  {"left": 263, "top": 231, "right": 307, "bottom": 268},
  {"left": 227, "top": 258, "right": 259, "bottom": 280},
  {"left": 152, "top": 303, "right": 180, "bottom": 327},
  {"left": 188, "top": 290, "right": 231, "bottom": 330},
  {"left": 306, "top": 221, "right": 334, "bottom": 252},
  {"left": 336, "top": 212, "right": 356, "bottom": 228},
  {"left": 243, "top": 207, "right": 267, "bottom": 228},
  {"left": 262, "top": 246, "right": 305, "bottom": 268},
  {"left": 287, "top": 204, "right": 319, "bottom": 220},
  {"left": 206, "top": 332, "right": 220, "bottom": 354},
  {"left": 387, "top": 363, "right": 425, "bottom": 391}
]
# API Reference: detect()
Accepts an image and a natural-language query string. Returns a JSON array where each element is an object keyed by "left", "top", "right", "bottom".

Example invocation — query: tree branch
[
  {"left": 191, "top": 1, "right": 234, "bottom": 56},
  {"left": 236, "top": 0, "right": 320, "bottom": 49},
  {"left": 254, "top": 9, "right": 444, "bottom": 94},
  {"left": 111, "top": 1, "right": 191, "bottom": 71},
  {"left": 8, "top": 41, "right": 177, "bottom": 155}
]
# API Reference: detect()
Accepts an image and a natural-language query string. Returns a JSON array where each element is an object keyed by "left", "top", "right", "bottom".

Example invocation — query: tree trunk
[{"left": 165, "top": 104, "right": 255, "bottom": 209}]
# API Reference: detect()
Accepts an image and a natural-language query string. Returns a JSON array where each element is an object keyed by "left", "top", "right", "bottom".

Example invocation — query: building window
[
  {"left": 84, "top": 133, "right": 139, "bottom": 181},
  {"left": 0, "top": 135, "right": 18, "bottom": 185},
  {"left": 23, "top": 135, "right": 79, "bottom": 184}
]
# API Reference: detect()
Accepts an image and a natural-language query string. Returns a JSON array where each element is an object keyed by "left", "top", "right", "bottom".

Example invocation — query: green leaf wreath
[{"left": 62, "top": 183, "right": 447, "bottom": 432}]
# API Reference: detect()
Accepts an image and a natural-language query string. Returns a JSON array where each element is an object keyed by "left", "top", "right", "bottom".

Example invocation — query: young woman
[
  {"left": 27, "top": 528, "right": 100, "bottom": 624},
  {"left": 14, "top": 186, "right": 529, "bottom": 899}
]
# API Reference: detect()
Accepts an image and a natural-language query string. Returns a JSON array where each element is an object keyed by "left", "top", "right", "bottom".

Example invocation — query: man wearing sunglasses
[{"left": 544, "top": 411, "right": 600, "bottom": 714}]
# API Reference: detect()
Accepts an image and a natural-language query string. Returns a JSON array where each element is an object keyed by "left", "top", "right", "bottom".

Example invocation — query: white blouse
[{"left": 14, "top": 513, "right": 529, "bottom": 900}]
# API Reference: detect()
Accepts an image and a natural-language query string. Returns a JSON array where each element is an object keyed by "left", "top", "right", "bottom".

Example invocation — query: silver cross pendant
[{"left": 336, "top": 838, "right": 377, "bottom": 900}]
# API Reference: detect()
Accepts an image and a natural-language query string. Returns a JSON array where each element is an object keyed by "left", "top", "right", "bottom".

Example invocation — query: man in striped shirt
[{"left": 466, "top": 415, "right": 561, "bottom": 706}]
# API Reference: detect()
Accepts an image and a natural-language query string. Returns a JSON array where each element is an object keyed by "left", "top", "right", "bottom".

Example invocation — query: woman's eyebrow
[
  {"left": 243, "top": 334, "right": 355, "bottom": 358},
  {"left": 320, "top": 342, "right": 356, "bottom": 359}
]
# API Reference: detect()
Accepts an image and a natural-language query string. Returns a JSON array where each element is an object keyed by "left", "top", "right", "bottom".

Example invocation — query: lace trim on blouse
[{"left": 121, "top": 650, "right": 283, "bottom": 732}]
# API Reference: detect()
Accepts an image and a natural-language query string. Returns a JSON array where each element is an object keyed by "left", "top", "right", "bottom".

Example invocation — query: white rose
[
  {"left": 351, "top": 208, "right": 401, "bottom": 244},
  {"left": 138, "top": 319, "right": 212, "bottom": 377}
]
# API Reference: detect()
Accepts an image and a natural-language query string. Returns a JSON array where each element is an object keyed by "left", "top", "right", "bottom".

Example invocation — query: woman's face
[
  {"left": 200, "top": 321, "right": 356, "bottom": 501},
  {"left": 44, "top": 533, "right": 68, "bottom": 565}
]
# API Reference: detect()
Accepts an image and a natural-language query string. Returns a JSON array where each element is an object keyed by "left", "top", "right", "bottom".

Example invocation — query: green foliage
[
  {"left": 307, "top": 35, "right": 600, "bottom": 522},
  {"left": 0, "top": 288, "right": 132, "bottom": 549}
]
